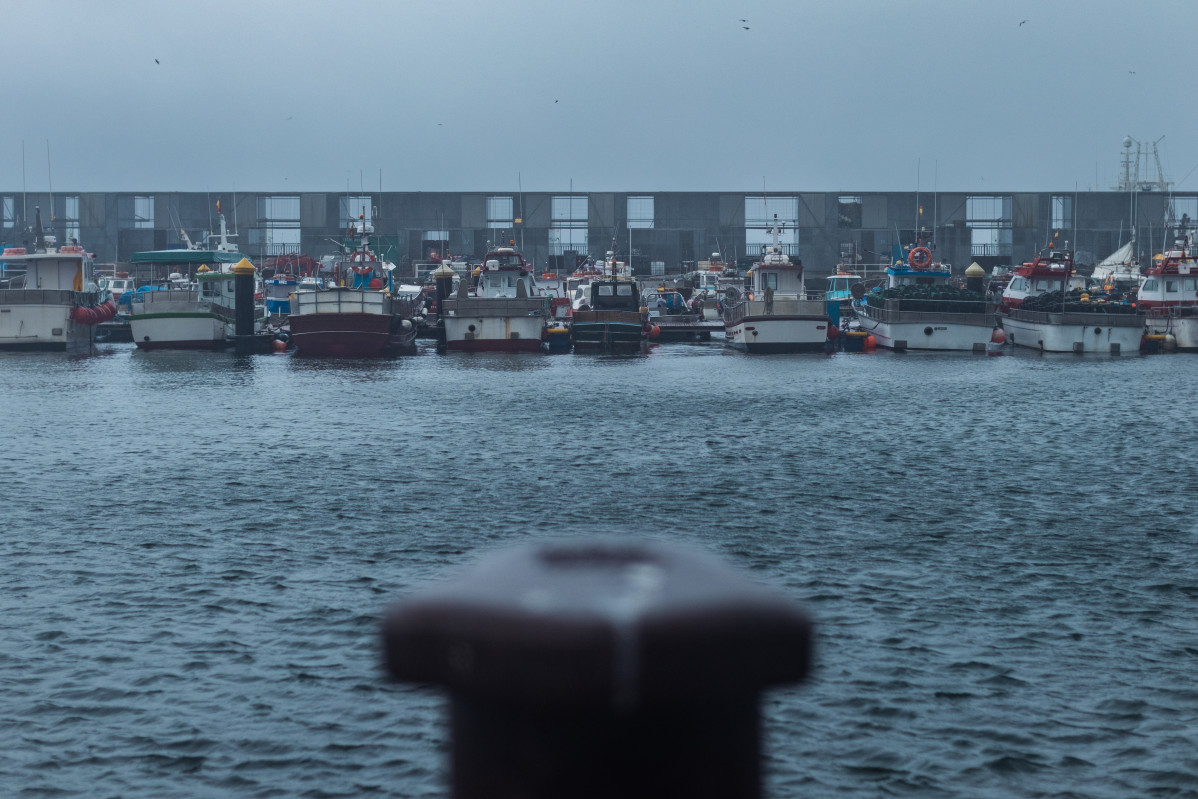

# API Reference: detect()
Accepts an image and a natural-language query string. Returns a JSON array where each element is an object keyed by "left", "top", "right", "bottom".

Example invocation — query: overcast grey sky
[{"left": 3, "top": 0, "right": 1195, "bottom": 193}]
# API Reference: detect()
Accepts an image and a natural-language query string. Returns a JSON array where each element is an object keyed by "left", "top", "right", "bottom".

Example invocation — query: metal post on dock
[
  {"left": 381, "top": 539, "right": 813, "bottom": 799},
  {"left": 232, "top": 258, "right": 257, "bottom": 355}
]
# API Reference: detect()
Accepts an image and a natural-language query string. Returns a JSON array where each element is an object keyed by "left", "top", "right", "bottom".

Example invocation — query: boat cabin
[
  {"left": 1, "top": 244, "right": 93, "bottom": 293},
  {"left": 825, "top": 274, "right": 864, "bottom": 303},
  {"left": 1000, "top": 247, "right": 1074, "bottom": 311},
  {"left": 644, "top": 288, "right": 692, "bottom": 317},
  {"left": 587, "top": 279, "right": 639, "bottom": 311},
  {"left": 1139, "top": 236, "right": 1198, "bottom": 308}
]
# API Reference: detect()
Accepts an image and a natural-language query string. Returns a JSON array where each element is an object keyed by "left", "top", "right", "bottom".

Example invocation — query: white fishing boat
[
  {"left": 0, "top": 210, "right": 113, "bottom": 352},
  {"left": 1140, "top": 232, "right": 1198, "bottom": 350},
  {"left": 128, "top": 213, "right": 266, "bottom": 350},
  {"left": 441, "top": 243, "right": 552, "bottom": 352},
  {"left": 721, "top": 215, "right": 828, "bottom": 352},
  {"left": 853, "top": 239, "right": 997, "bottom": 351},
  {"left": 997, "top": 244, "right": 1142, "bottom": 354}
]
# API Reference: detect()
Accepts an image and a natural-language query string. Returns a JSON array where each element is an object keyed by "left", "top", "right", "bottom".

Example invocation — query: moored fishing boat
[
  {"left": 642, "top": 285, "right": 718, "bottom": 341},
  {"left": 853, "top": 239, "right": 997, "bottom": 351},
  {"left": 441, "top": 243, "right": 551, "bottom": 352},
  {"left": 1139, "top": 232, "right": 1198, "bottom": 350},
  {"left": 997, "top": 243, "right": 1142, "bottom": 354},
  {"left": 0, "top": 210, "right": 111, "bottom": 352},
  {"left": 288, "top": 217, "right": 419, "bottom": 357},
  {"left": 127, "top": 212, "right": 266, "bottom": 350},
  {"left": 571, "top": 253, "right": 646, "bottom": 352},
  {"left": 721, "top": 215, "right": 828, "bottom": 353}
]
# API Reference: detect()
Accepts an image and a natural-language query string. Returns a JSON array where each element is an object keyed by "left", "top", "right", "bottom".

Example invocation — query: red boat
[{"left": 288, "top": 217, "right": 421, "bottom": 357}]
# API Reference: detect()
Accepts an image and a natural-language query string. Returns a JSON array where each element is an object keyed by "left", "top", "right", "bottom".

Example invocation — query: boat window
[
  {"left": 1142, "top": 279, "right": 1158, "bottom": 292},
  {"left": 1184, "top": 278, "right": 1197, "bottom": 292},
  {"left": 617, "top": 284, "right": 633, "bottom": 296},
  {"left": 1165, "top": 280, "right": 1179, "bottom": 293},
  {"left": 598, "top": 285, "right": 614, "bottom": 296},
  {"left": 763, "top": 273, "right": 778, "bottom": 290}
]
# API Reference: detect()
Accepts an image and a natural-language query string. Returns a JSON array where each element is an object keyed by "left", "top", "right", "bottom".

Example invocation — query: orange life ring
[{"left": 908, "top": 246, "right": 932, "bottom": 270}]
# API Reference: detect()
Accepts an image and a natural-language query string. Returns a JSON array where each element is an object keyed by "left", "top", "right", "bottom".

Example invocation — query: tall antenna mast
[
  {"left": 46, "top": 140, "right": 53, "bottom": 236},
  {"left": 21, "top": 140, "right": 27, "bottom": 226}
]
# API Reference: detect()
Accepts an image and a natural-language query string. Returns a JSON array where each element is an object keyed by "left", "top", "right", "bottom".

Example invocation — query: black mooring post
[
  {"left": 381, "top": 540, "right": 813, "bottom": 799},
  {"left": 233, "top": 259, "right": 256, "bottom": 355}
]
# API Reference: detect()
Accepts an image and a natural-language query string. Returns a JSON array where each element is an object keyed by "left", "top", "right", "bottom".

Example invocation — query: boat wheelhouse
[{"left": 721, "top": 215, "right": 828, "bottom": 353}]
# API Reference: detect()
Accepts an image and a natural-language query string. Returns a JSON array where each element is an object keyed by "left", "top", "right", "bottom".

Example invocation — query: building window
[
  {"left": 838, "top": 196, "right": 862, "bottom": 228},
  {"left": 1050, "top": 196, "right": 1072, "bottom": 231},
  {"left": 487, "top": 196, "right": 513, "bottom": 229},
  {"left": 1170, "top": 196, "right": 1198, "bottom": 231},
  {"left": 252, "top": 195, "right": 302, "bottom": 255},
  {"left": 2, "top": 196, "right": 14, "bottom": 228},
  {"left": 745, "top": 196, "right": 799, "bottom": 256},
  {"left": 966, "top": 195, "right": 1012, "bottom": 257},
  {"left": 340, "top": 195, "right": 373, "bottom": 226},
  {"left": 627, "top": 196, "right": 654, "bottom": 229},
  {"left": 134, "top": 196, "right": 154, "bottom": 229},
  {"left": 550, "top": 195, "right": 588, "bottom": 255},
  {"left": 60, "top": 196, "right": 80, "bottom": 245}
]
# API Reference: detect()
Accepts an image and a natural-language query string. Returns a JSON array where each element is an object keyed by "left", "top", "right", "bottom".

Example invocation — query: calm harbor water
[{"left": 2, "top": 341, "right": 1196, "bottom": 798}]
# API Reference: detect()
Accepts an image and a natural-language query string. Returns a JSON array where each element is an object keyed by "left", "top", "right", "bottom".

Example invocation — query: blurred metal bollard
[{"left": 381, "top": 540, "right": 813, "bottom": 799}]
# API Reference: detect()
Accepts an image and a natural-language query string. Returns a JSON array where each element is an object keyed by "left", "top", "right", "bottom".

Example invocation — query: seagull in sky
[
  {"left": 1018, "top": 19, "right": 1027, "bottom": 26},
  {"left": 154, "top": 58, "right": 160, "bottom": 64},
  {"left": 743, "top": 26, "right": 750, "bottom": 30},
  {"left": 554, "top": 99, "right": 558, "bottom": 103},
  {"left": 1128, "top": 70, "right": 1136, "bottom": 74}
]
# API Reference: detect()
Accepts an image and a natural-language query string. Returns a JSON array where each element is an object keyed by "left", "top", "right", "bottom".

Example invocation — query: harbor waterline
[{"left": 2, "top": 343, "right": 1196, "bottom": 798}]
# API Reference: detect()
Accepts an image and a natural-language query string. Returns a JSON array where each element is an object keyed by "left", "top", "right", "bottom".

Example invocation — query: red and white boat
[
  {"left": 1140, "top": 233, "right": 1198, "bottom": 350},
  {"left": 288, "top": 217, "right": 420, "bottom": 357},
  {"left": 440, "top": 244, "right": 552, "bottom": 352},
  {"left": 998, "top": 244, "right": 1142, "bottom": 354}
]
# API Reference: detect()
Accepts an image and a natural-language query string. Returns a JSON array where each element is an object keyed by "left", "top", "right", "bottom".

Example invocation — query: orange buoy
[
  {"left": 272, "top": 339, "right": 288, "bottom": 354},
  {"left": 864, "top": 335, "right": 877, "bottom": 351},
  {"left": 649, "top": 325, "right": 661, "bottom": 339},
  {"left": 991, "top": 328, "right": 1007, "bottom": 344}
]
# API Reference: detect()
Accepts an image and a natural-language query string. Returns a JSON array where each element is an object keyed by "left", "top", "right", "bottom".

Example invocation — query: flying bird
[
  {"left": 743, "top": 26, "right": 750, "bottom": 30},
  {"left": 554, "top": 99, "right": 559, "bottom": 103},
  {"left": 154, "top": 58, "right": 160, "bottom": 64},
  {"left": 1128, "top": 70, "right": 1136, "bottom": 74},
  {"left": 1018, "top": 19, "right": 1027, "bottom": 26}
]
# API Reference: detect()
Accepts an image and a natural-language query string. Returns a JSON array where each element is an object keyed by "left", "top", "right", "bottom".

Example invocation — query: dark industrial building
[{"left": 2, "top": 189, "right": 1191, "bottom": 281}]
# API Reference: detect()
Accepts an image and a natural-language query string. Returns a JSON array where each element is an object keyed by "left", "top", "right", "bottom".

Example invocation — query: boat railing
[
  {"left": 1007, "top": 308, "right": 1142, "bottom": 326},
  {"left": 292, "top": 290, "right": 390, "bottom": 315},
  {"left": 858, "top": 299, "right": 997, "bottom": 324},
  {"left": 0, "top": 289, "right": 95, "bottom": 306},
  {"left": 723, "top": 297, "right": 827, "bottom": 325},
  {"left": 1142, "top": 304, "right": 1198, "bottom": 319},
  {"left": 443, "top": 297, "right": 550, "bottom": 318}
]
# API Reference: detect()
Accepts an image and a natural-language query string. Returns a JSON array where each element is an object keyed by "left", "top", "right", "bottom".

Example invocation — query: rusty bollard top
[{"left": 382, "top": 539, "right": 812, "bottom": 710}]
